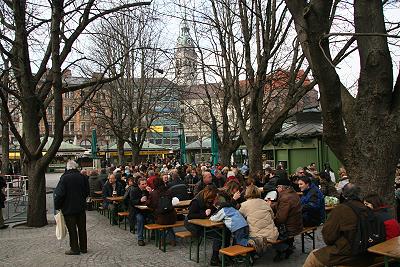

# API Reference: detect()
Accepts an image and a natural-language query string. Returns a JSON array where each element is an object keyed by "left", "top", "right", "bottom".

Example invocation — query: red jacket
[
  {"left": 147, "top": 175, "right": 158, "bottom": 190},
  {"left": 375, "top": 207, "right": 400, "bottom": 240}
]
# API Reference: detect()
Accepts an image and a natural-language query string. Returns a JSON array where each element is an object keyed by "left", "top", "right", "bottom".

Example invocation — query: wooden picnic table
[
  {"left": 174, "top": 199, "right": 191, "bottom": 208},
  {"left": 189, "top": 218, "right": 225, "bottom": 265},
  {"left": 134, "top": 200, "right": 191, "bottom": 211},
  {"left": 135, "top": 205, "right": 151, "bottom": 210},
  {"left": 368, "top": 236, "right": 400, "bottom": 267},
  {"left": 106, "top": 196, "right": 124, "bottom": 202}
]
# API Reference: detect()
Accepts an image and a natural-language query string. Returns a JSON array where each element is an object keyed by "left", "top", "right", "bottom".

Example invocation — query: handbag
[{"left": 55, "top": 210, "right": 67, "bottom": 240}]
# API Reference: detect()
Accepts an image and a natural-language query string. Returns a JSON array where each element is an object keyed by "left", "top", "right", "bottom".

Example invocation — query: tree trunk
[
  {"left": 1, "top": 97, "right": 10, "bottom": 174},
  {"left": 247, "top": 139, "right": 263, "bottom": 176},
  {"left": 26, "top": 160, "right": 47, "bottom": 227},
  {"left": 131, "top": 145, "right": 140, "bottom": 165},
  {"left": 219, "top": 147, "right": 231, "bottom": 167},
  {"left": 117, "top": 139, "right": 125, "bottom": 165},
  {"left": 343, "top": 117, "right": 399, "bottom": 206}
]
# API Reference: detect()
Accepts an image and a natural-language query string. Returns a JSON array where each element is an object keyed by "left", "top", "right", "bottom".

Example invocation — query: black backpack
[
  {"left": 157, "top": 194, "right": 174, "bottom": 214},
  {"left": 345, "top": 201, "right": 386, "bottom": 255}
]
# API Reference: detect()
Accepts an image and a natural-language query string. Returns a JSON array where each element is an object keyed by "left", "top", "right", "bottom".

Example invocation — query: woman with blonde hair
[{"left": 239, "top": 184, "right": 278, "bottom": 255}]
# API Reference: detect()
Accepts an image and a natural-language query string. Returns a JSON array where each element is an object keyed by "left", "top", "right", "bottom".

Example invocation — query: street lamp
[{"left": 178, "top": 123, "right": 186, "bottom": 165}]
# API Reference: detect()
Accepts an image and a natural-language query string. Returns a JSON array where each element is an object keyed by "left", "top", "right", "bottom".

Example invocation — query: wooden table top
[
  {"left": 106, "top": 196, "right": 124, "bottom": 202},
  {"left": 188, "top": 218, "right": 224, "bottom": 228},
  {"left": 368, "top": 237, "right": 400, "bottom": 259},
  {"left": 174, "top": 200, "right": 191, "bottom": 208},
  {"left": 94, "top": 191, "right": 103, "bottom": 195},
  {"left": 134, "top": 205, "right": 151, "bottom": 210}
]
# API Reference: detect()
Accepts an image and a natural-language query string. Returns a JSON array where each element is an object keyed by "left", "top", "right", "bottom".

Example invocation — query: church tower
[{"left": 175, "top": 18, "right": 197, "bottom": 86}]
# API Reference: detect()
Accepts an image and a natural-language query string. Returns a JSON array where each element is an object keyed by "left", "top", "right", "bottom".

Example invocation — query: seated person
[
  {"left": 185, "top": 185, "right": 224, "bottom": 266},
  {"left": 102, "top": 173, "right": 125, "bottom": 225},
  {"left": 210, "top": 193, "right": 249, "bottom": 247},
  {"left": 129, "top": 177, "right": 151, "bottom": 246},
  {"left": 239, "top": 185, "right": 278, "bottom": 255},
  {"left": 303, "top": 183, "right": 376, "bottom": 267},
  {"left": 269, "top": 177, "right": 303, "bottom": 262},
  {"left": 193, "top": 171, "right": 214, "bottom": 196},
  {"left": 298, "top": 176, "right": 325, "bottom": 227},
  {"left": 319, "top": 171, "right": 339, "bottom": 198},
  {"left": 169, "top": 183, "right": 190, "bottom": 201},
  {"left": 364, "top": 193, "right": 400, "bottom": 240},
  {"left": 146, "top": 177, "right": 177, "bottom": 246},
  {"left": 222, "top": 180, "right": 245, "bottom": 208}
]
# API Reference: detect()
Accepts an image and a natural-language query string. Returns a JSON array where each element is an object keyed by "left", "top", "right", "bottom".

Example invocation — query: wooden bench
[
  {"left": 299, "top": 226, "right": 318, "bottom": 253},
  {"left": 117, "top": 211, "right": 129, "bottom": 230},
  {"left": 175, "top": 231, "right": 200, "bottom": 262},
  {"left": 219, "top": 245, "right": 256, "bottom": 267},
  {"left": 91, "top": 198, "right": 103, "bottom": 210},
  {"left": 144, "top": 221, "right": 185, "bottom": 252}
]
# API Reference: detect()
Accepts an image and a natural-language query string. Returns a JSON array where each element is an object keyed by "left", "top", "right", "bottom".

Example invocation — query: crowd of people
[{"left": 54, "top": 159, "right": 400, "bottom": 266}]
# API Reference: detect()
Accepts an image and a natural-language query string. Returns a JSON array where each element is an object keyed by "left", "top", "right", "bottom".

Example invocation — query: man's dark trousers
[{"left": 64, "top": 211, "right": 87, "bottom": 253}]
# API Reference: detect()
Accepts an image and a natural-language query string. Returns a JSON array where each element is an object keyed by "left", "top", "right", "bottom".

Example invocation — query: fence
[{"left": 3, "top": 175, "right": 29, "bottom": 222}]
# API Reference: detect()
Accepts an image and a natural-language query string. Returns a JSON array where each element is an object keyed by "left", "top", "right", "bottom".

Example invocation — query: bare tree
[
  {"left": 0, "top": 0, "right": 150, "bottom": 227},
  {"left": 187, "top": 0, "right": 316, "bottom": 174},
  {"left": 285, "top": 0, "right": 400, "bottom": 203},
  {"left": 90, "top": 10, "right": 175, "bottom": 165}
]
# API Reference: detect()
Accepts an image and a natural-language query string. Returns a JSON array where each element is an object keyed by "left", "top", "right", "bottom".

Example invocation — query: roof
[
  {"left": 42, "top": 137, "right": 87, "bottom": 151},
  {"left": 275, "top": 122, "right": 323, "bottom": 139},
  {"left": 186, "top": 137, "right": 212, "bottom": 150},
  {"left": 104, "top": 141, "right": 170, "bottom": 151}
]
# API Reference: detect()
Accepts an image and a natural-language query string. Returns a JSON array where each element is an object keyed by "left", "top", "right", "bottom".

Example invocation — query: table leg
[
  {"left": 203, "top": 227, "right": 207, "bottom": 266},
  {"left": 384, "top": 256, "right": 389, "bottom": 267}
]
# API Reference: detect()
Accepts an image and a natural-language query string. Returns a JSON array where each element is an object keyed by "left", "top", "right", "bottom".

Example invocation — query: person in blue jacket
[
  {"left": 298, "top": 176, "right": 325, "bottom": 227},
  {"left": 210, "top": 194, "right": 249, "bottom": 246}
]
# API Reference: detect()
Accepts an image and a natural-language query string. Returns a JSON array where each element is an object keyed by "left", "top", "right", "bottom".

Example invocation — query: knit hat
[{"left": 275, "top": 177, "right": 291, "bottom": 187}]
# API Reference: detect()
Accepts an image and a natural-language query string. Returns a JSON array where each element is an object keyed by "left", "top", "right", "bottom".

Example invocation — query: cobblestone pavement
[{"left": 0, "top": 208, "right": 326, "bottom": 267}]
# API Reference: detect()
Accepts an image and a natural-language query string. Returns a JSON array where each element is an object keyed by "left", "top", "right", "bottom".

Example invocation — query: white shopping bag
[{"left": 55, "top": 210, "right": 67, "bottom": 240}]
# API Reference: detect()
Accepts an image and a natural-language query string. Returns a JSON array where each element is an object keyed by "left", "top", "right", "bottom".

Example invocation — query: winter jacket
[
  {"left": 146, "top": 188, "right": 176, "bottom": 225},
  {"left": 0, "top": 176, "right": 7, "bottom": 209},
  {"left": 147, "top": 175, "right": 158, "bottom": 190},
  {"left": 54, "top": 169, "right": 89, "bottom": 215},
  {"left": 300, "top": 183, "right": 325, "bottom": 227},
  {"left": 374, "top": 207, "right": 400, "bottom": 240},
  {"left": 239, "top": 198, "right": 278, "bottom": 242},
  {"left": 271, "top": 188, "right": 303, "bottom": 236},
  {"left": 184, "top": 174, "right": 199, "bottom": 185},
  {"left": 102, "top": 181, "right": 125, "bottom": 208},
  {"left": 88, "top": 175, "right": 102, "bottom": 197},
  {"left": 210, "top": 206, "right": 248, "bottom": 232},
  {"left": 263, "top": 175, "right": 280, "bottom": 193},
  {"left": 320, "top": 179, "right": 339, "bottom": 198},
  {"left": 129, "top": 186, "right": 150, "bottom": 214},
  {"left": 314, "top": 200, "right": 369, "bottom": 266}
]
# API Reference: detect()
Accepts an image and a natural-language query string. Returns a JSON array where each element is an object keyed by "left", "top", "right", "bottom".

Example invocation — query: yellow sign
[{"left": 132, "top": 126, "right": 163, "bottom": 133}]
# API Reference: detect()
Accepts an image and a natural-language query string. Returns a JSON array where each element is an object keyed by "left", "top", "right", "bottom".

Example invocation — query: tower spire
[{"left": 175, "top": 4, "right": 197, "bottom": 86}]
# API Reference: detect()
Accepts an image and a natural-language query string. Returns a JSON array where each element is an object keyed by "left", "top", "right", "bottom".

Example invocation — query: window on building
[
  {"left": 171, "top": 138, "right": 178, "bottom": 145},
  {"left": 155, "top": 139, "right": 163, "bottom": 145}
]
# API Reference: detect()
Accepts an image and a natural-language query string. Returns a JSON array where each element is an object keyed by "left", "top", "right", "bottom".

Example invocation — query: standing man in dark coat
[
  {"left": 54, "top": 160, "right": 89, "bottom": 255},
  {"left": 0, "top": 175, "right": 8, "bottom": 229}
]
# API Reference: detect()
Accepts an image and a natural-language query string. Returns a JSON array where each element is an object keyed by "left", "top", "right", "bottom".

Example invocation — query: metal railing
[{"left": 3, "top": 175, "right": 29, "bottom": 222}]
